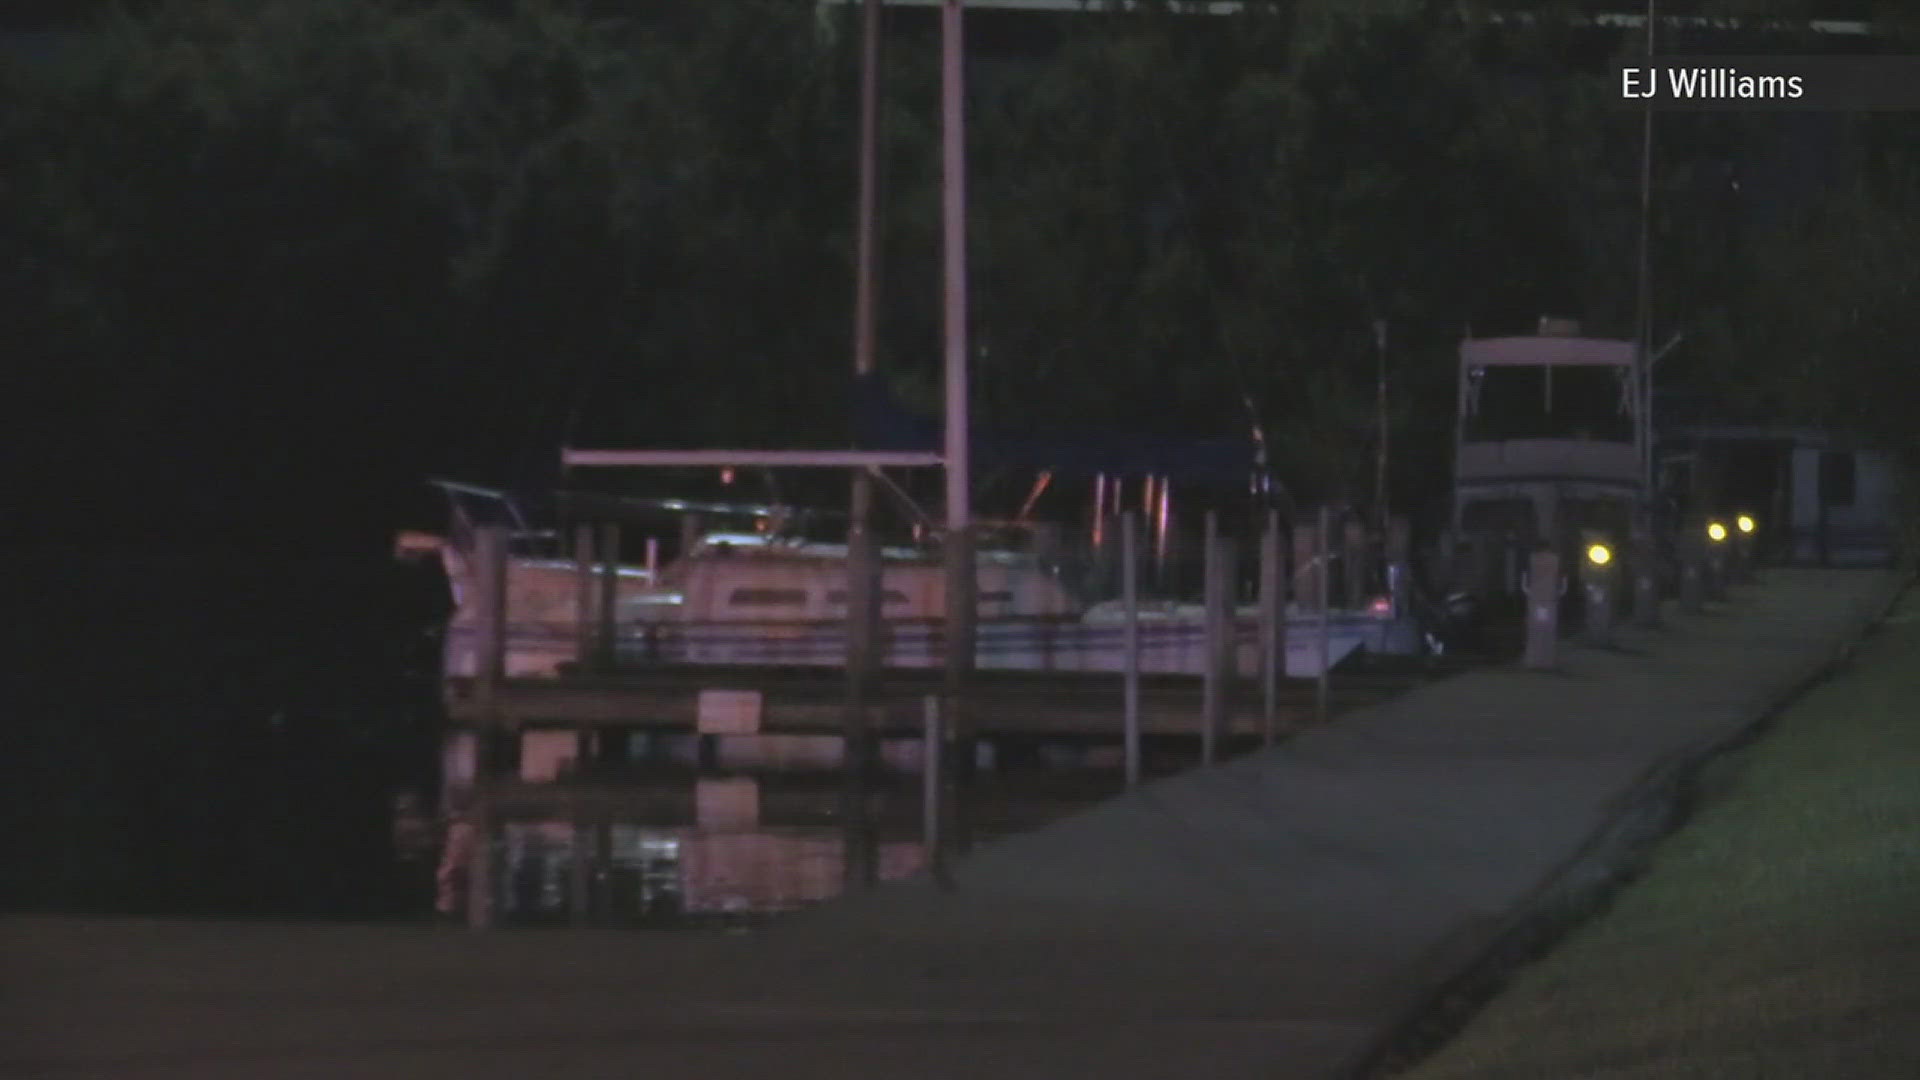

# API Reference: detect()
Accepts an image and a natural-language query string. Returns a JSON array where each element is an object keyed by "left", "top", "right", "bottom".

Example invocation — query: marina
[{"left": 399, "top": 474, "right": 1450, "bottom": 927}]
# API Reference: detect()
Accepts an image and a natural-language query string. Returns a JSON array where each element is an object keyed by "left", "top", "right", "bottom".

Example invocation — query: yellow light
[
  {"left": 1586, "top": 543, "right": 1613, "bottom": 567},
  {"left": 1707, "top": 521, "right": 1728, "bottom": 543},
  {"left": 1737, "top": 514, "right": 1755, "bottom": 534}
]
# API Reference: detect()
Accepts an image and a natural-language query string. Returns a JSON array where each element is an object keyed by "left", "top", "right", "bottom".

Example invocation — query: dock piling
[
  {"left": 574, "top": 524, "right": 596, "bottom": 672},
  {"left": 1202, "top": 524, "right": 1235, "bottom": 766},
  {"left": 1524, "top": 548, "right": 1561, "bottom": 670},
  {"left": 468, "top": 525, "right": 508, "bottom": 930},
  {"left": 1317, "top": 508, "right": 1331, "bottom": 724},
  {"left": 1122, "top": 510, "right": 1141, "bottom": 787},
  {"left": 923, "top": 695, "right": 949, "bottom": 887},
  {"left": 597, "top": 523, "right": 620, "bottom": 671},
  {"left": 1259, "top": 510, "right": 1283, "bottom": 746}
]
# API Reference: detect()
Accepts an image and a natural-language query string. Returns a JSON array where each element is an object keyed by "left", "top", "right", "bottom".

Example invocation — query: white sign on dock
[{"left": 697, "top": 689, "right": 764, "bottom": 734}]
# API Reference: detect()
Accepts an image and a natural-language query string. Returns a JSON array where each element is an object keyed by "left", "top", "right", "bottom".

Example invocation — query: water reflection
[
  {"left": 420, "top": 722, "right": 1269, "bottom": 929},
  {"left": 483, "top": 821, "right": 930, "bottom": 928},
  {"left": 423, "top": 763, "right": 1155, "bottom": 929}
]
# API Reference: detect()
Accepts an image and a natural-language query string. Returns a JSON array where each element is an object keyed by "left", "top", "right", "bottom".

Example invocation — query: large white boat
[{"left": 398, "top": 482, "right": 1420, "bottom": 681}]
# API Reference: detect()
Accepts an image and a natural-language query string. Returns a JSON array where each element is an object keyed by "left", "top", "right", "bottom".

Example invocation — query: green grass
[{"left": 1398, "top": 592, "right": 1920, "bottom": 1080}]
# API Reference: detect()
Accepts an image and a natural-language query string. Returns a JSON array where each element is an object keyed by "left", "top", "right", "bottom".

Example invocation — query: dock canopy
[
  {"left": 852, "top": 373, "right": 1258, "bottom": 483},
  {"left": 1459, "top": 336, "right": 1636, "bottom": 368}
]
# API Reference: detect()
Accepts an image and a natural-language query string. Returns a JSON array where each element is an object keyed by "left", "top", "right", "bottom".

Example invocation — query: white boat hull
[{"left": 444, "top": 608, "right": 1411, "bottom": 681}]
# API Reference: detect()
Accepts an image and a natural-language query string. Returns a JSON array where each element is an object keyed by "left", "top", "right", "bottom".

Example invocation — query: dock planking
[{"left": 442, "top": 666, "right": 1418, "bottom": 737}]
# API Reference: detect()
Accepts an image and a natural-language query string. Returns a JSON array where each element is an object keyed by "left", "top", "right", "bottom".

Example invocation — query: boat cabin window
[
  {"left": 978, "top": 590, "right": 1015, "bottom": 603},
  {"left": 1464, "top": 365, "right": 1634, "bottom": 443},
  {"left": 1459, "top": 498, "right": 1540, "bottom": 541},
  {"left": 728, "top": 587, "right": 809, "bottom": 607},
  {"left": 826, "top": 589, "right": 910, "bottom": 605}
]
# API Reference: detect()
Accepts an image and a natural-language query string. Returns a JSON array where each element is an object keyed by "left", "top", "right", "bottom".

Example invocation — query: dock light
[
  {"left": 1707, "top": 521, "right": 1729, "bottom": 543},
  {"left": 1581, "top": 533, "right": 1618, "bottom": 645},
  {"left": 1730, "top": 513, "right": 1758, "bottom": 585}
]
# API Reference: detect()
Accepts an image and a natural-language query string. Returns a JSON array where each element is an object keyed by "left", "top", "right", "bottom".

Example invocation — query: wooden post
[
  {"left": 680, "top": 512, "right": 703, "bottom": 561},
  {"left": 468, "top": 526, "right": 508, "bottom": 930},
  {"left": 1293, "top": 527, "right": 1318, "bottom": 625},
  {"left": 1201, "top": 514, "right": 1223, "bottom": 766},
  {"left": 594, "top": 822, "right": 612, "bottom": 923},
  {"left": 1122, "top": 510, "right": 1142, "bottom": 788},
  {"left": 597, "top": 523, "right": 620, "bottom": 671},
  {"left": 466, "top": 786, "right": 493, "bottom": 931},
  {"left": 1706, "top": 534, "right": 1729, "bottom": 600},
  {"left": 1202, "top": 526, "right": 1237, "bottom": 767},
  {"left": 1386, "top": 514, "right": 1412, "bottom": 618},
  {"left": 1524, "top": 548, "right": 1560, "bottom": 670},
  {"left": 568, "top": 805, "right": 591, "bottom": 928},
  {"left": 1733, "top": 528, "right": 1755, "bottom": 584},
  {"left": 1316, "top": 508, "right": 1331, "bottom": 725},
  {"left": 1632, "top": 512, "right": 1660, "bottom": 628},
  {"left": 943, "top": 524, "right": 975, "bottom": 856},
  {"left": 923, "top": 695, "right": 951, "bottom": 888},
  {"left": 1214, "top": 536, "right": 1237, "bottom": 754},
  {"left": 573, "top": 524, "right": 596, "bottom": 672},
  {"left": 1680, "top": 536, "right": 1706, "bottom": 614},
  {"left": 1259, "top": 510, "right": 1284, "bottom": 746},
  {"left": 843, "top": 468, "right": 881, "bottom": 891},
  {"left": 1343, "top": 515, "right": 1367, "bottom": 609},
  {"left": 566, "top": 729, "right": 593, "bottom": 927}
]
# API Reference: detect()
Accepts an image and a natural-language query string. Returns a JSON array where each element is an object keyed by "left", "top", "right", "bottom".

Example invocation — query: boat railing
[{"left": 442, "top": 608, "right": 1396, "bottom": 679}]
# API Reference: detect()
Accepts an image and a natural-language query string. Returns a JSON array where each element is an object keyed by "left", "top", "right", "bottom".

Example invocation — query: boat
[{"left": 398, "top": 480, "right": 1418, "bottom": 682}]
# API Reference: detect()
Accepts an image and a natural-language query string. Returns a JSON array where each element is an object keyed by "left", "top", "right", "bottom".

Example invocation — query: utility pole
[
  {"left": 940, "top": 0, "right": 976, "bottom": 857},
  {"left": 1374, "top": 318, "right": 1389, "bottom": 536},
  {"left": 1315, "top": 507, "right": 1330, "bottom": 725},
  {"left": 842, "top": 0, "right": 885, "bottom": 892},
  {"left": 1630, "top": 0, "right": 1660, "bottom": 627},
  {"left": 1122, "top": 510, "right": 1141, "bottom": 786},
  {"left": 1636, "top": 0, "right": 1657, "bottom": 508}
]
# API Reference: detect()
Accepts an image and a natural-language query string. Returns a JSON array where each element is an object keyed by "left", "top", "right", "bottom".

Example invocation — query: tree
[
  {"left": 955, "top": 1, "right": 1615, "bottom": 514},
  {"left": 6, "top": 0, "right": 874, "bottom": 538}
]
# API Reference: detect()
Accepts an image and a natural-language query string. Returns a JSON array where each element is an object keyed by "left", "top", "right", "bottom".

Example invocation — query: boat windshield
[{"left": 1464, "top": 365, "right": 1634, "bottom": 443}]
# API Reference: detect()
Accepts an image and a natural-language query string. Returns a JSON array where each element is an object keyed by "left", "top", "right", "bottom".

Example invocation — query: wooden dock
[{"left": 443, "top": 665, "right": 1422, "bottom": 739}]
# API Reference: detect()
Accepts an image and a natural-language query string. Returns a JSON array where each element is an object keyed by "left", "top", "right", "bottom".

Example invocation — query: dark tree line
[{"left": 8, "top": 0, "right": 1918, "bottom": 537}]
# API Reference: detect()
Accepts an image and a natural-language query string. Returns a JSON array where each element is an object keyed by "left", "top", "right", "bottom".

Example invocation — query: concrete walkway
[{"left": 3, "top": 570, "right": 1901, "bottom": 1080}]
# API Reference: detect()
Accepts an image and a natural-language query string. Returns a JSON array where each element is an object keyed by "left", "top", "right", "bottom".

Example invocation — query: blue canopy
[{"left": 853, "top": 374, "right": 1259, "bottom": 484}]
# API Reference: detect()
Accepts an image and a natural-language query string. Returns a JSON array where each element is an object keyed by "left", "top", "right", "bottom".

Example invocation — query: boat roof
[{"left": 1460, "top": 337, "right": 1636, "bottom": 368}]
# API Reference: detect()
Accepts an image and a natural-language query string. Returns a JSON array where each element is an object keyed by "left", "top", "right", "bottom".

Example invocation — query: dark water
[
  {"left": 466, "top": 819, "right": 936, "bottom": 930},
  {"left": 3, "top": 549, "right": 1137, "bottom": 925},
  {"left": 451, "top": 769, "right": 1145, "bottom": 930},
  {"left": 5, "top": 550, "right": 442, "bottom": 920}
]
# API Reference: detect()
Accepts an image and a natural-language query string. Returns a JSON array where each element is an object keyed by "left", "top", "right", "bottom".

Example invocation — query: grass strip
[{"left": 1395, "top": 592, "right": 1920, "bottom": 1079}]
